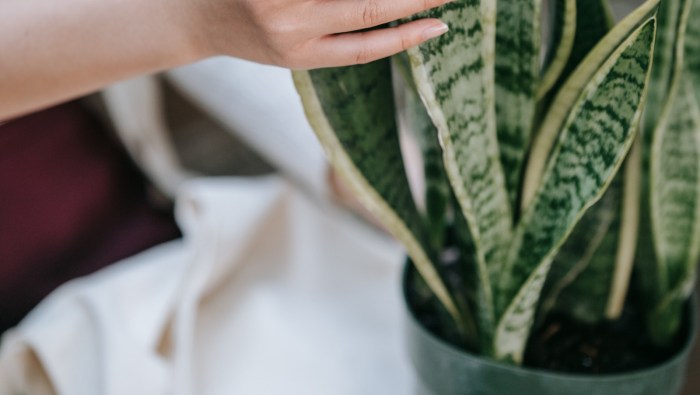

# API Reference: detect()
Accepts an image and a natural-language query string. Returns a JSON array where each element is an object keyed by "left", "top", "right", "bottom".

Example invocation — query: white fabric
[
  {"left": 165, "top": 57, "right": 330, "bottom": 200},
  {"left": 101, "top": 57, "right": 329, "bottom": 202},
  {"left": 0, "top": 177, "right": 415, "bottom": 395},
  {"left": 102, "top": 75, "right": 197, "bottom": 197}
]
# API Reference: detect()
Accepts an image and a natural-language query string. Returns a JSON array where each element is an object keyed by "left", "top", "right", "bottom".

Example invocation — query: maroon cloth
[{"left": 0, "top": 102, "right": 181, "bottom": 332}]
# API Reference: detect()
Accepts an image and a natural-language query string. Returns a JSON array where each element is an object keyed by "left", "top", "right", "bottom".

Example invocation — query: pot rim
[{"left": 402, "top": 264, "right": 698, "bottom": 382}]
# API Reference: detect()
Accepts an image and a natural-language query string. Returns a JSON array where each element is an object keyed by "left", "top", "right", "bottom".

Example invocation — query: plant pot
[{"left": 402, "top": 265, "right": 697, "bottom": 395}]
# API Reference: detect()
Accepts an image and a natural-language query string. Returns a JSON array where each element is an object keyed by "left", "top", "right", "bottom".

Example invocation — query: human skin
[{"left": 0, "top": 0, "right": 451, "bottom": 121}]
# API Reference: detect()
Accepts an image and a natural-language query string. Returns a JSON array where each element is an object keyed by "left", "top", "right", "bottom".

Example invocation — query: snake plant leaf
[
  {"left": 406, "top": 1, "right": 513, "bottom": 346},
  {"left": 522, "top": 0, "right": 657, "bottom": 210},
  {"left": 606, "top": 140, "right": 643, "bottom": 319},
  {"left": 394, "top": 54, "right": 450, "bottom": 251},
  {"left": 648, "top": 82, "right": 700, "bottom": 345},
  {"left": 539, "top": 0, "right": 615, "bottom": 101},
  {"left": 494, "top": 15, "right": 657, "bottom": 364},
  {"left": 547, "top": 208, "right": 623, "bottom": 324},
  {"left": 643, "top": 0, "right": 685, "bottom": 139},
  {"left": 560, "top": 0, "right": 615, "bottom": 77},
  {"left": 533, "top": 0, "right": 619, "bottom": 325},
  {"left": 495, "top": 0, "right": 542, "bottom": 207},
  {"left": 635, "top": 0, "right": 694, "bottom": 346},
  {"left": 538, "top": 0, "right": 576, "bottom": 100},
  {"left": 537, "top": 173, "right": 622, "bottom": 324},
  {"left": 538, "top": 140, "right": 642, "bottom": 324},
  {"left": 393, "top": 54, "right": 481, "bottom": 348},
  {"left": 686, "top": 0, "right": 700, "bottom": 105},
  {"left": 292, "top": 63, "right": 462, "bottom": 328},
  {"left": 635, "top": 0, "right": 693, "bottom": 314},
  {"left": 537, "top": 0, "right": 615, "bottom": 100}
]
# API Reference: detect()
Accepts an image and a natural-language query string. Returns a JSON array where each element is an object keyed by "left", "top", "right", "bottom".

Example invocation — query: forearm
[
  {"left": 0, "top": 0, "right": 202, "bottom": 121},
  {"left": 0, "top": 0, "right": 450, "bottom": 121}
]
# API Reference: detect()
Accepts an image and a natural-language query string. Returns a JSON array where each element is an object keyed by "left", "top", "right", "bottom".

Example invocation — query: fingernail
[{"left": 422, "top": 22, "right": 449, "bottom": 40}]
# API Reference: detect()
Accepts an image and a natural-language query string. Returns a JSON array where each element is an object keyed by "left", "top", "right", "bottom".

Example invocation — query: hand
[
  {"left": 1, "top": 0, "right": 449, "bottom": 119},
  {"left": 186, "top": 0, "right": 451, "bottom": 68}
]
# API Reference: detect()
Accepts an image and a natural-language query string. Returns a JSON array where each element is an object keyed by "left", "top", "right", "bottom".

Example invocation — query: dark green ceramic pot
[{"left": 403, "top": 266, "right": 697, "bottom": 395}]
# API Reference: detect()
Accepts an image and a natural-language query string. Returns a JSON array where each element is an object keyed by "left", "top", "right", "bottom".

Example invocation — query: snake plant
[{"left": 293, "top": 0, "right": 700, "bottom": 365}]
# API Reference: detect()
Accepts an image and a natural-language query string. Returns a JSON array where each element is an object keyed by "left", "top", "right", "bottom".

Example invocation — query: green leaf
[
  {"left": 537, "top": 173, "right": 622, "bottom": 324},
  {"left": 494, "top": 12, "right": 657, "bottom": 363},
  {"left": 292, "top": 63, "right": 463, "bottom": 329},
  {"left": 539, "top": 139, "right": 643, "bottom": 324},
  {"left": 643, "top": 0, "right": 686, "bottom": 138},
  {"left": 636, "top": 0, "right": 695, "bottom": 346},
  {"left": 495, "top": 0, "right": 542, "bottom": 207},
  {"left": 406, "top": 1, "right": 513, "bottom": 350},
  {"left": 522, "top": 0, "right": 657, "bottom": 209},
  {"left": 538, "top": 0, "right": 615, "bottom": 102},
  {"left": 538, "top": 0, "right": 576, "bottom": 100},
  {"left": 648, "top": 82, "right": 700, "bottom": 345},
  {"left": 686, "top": 0, "right": 700, "bottom": 105},
  {"left": 606, "top": 139, "right": 642, "bottom": 319},
  {"left": 523, "top": 0, "right": 617, "bottom": 209},
  {"left": 394, "top": 54, "right": 450, "bottom": 251}
]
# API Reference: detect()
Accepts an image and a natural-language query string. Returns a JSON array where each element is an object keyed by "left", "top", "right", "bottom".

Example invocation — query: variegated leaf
[
  {"left": 561, "top": 0, "right": 615, "bottom": 76},
  {"left": 539, "top": 0, "right": 615, "bottom": 101},
  {"left": 606, "top": 139, "right": 642, "bottom": 319},
  {"left": 292, "top": 63, "right": 462, "bottom": 329},
  {"left": 648, "top": 82, "right": 700, "bottom": 345},
  {"left": 494, "top": 14, "right": 657, "bottom": 363},
  {"left": 538, "top": 0, "right": 576, "bottom": 100},
  {"left": 534, "top": 0, "right": 621, "bottom": 326},
  {"left": 522, "top": 0, "right": 658, "bottom": 209},
  {"left": 394, "top": 75, "right": 482, "bottom": 349},
  {"left": 686, "top": 0, "right": 700, "bottom": 105},
  {"left": 495, "top": 0, "right": 542, "bottom": 207},
  {"left": 549, "top": 210, "right": 623, "bottom": 324},
  {"left": 636, "top": 0, "right": 694, "bottom": 346},
  {"left": 394, "top": 54, "right": 450, "bottom": 251},
  {"left": 537, "top": 174, "right": 622, "bottom": 324},
  {"left": 538, "top": 140, "right": 642, "bottom": 324},
  {"left": 406, "top": 1, "right": 513, "bottom": 348},
  {"left": 643, "top": 0, "right": 686, "bottom": 138}
]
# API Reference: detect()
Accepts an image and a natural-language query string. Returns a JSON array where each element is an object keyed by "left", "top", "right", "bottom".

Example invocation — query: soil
[
  {"left": 523, "top": 305, "right": 688, "bottom": 374},
  {"left": 405, "top": 267, "right": 690, "bottom": 375}
]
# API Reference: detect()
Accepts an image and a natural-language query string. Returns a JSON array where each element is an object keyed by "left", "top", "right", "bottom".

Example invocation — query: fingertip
[{"left": 420, "top": 20, "right": 449, "bottom": 41}]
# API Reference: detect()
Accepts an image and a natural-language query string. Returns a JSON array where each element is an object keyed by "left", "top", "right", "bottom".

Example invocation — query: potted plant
[{"left": 293, "top": 0, "right": 700, "bottom": 393}]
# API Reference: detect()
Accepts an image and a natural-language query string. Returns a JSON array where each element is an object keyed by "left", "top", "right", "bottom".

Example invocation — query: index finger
[
  {"left": 314, "top": 0, "right": 452, "bottom": 35},
  {"left": 310, "top": 18, "right": 448, "bottom": 67}
]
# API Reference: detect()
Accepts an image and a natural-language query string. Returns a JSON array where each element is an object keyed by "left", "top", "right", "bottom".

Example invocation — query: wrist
[
  {"left": 167, "top": 0, "right": 221, "bottom": 62},
  {"left": 152, "top": 0, "right": 214, "bottom": 67}
]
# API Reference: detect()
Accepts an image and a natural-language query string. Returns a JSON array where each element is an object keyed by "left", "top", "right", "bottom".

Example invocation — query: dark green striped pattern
[
  {"left": 653, "top": 87, "right": 700, "bottom": 295},
  {"left": 635, "top": 0, "right": 691, "bottom": 314},
  {"left": 648, "top": 82, "right": 700, "bottom": 345},
  {"left": 543, "top": 0, "right": 614, "bottom": 102},
  {"left": 395, "top": 54, "right": 450, "bottom": 251},
  {"left": 494, "top": 19, "right": 656, "bottom": 363},
  {"left": 520, "top": 0, "right": 659, "bottom": 212},
  {"left": 637, "top": 0, "right": 695, "bottom": 346},
  {"left": 537, "top": 175, "right": 622, "bottom": 325},
  {"left": 308, "top": 63, "right": 424, "bottom": 244},
  {"left": 686, "top": 0, "right": 700, "bottom": 105},
  {"left": 643, "top": 0, "right": 684, "bottom": 138},
  {"left": 407, "top": 0, "right": 513, "bottom": 350},
  {"left": 296, "top": 61, "right": 461, "bottom": 326},
  {"left": 539, "top": 0, "right": 576, "bottom": 99},
  {"left": 495, "top": 0, "right": 541, "bottom": 207}
]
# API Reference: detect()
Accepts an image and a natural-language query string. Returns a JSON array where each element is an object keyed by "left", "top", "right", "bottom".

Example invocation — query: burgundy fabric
[{"left": 0, "top": 102, "right": 181, "bottom": 332}]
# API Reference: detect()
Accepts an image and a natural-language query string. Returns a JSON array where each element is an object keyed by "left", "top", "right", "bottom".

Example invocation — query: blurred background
[{"left": 1, "top": 0, "right": 699, "bottom": 393}]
